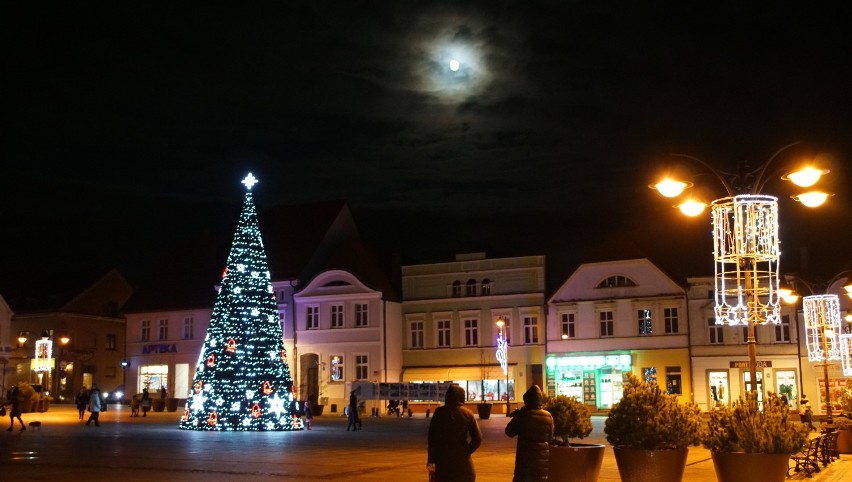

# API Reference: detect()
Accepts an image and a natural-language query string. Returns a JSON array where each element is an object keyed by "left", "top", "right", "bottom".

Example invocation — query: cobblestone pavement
[{"left": 1, "top": 405, "right": 849, "bottom": 481}]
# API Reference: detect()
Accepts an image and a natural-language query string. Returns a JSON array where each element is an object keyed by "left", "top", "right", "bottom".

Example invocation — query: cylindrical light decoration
[
  {"left": 802, "top": 294, "right": 842, "bottom": 362},
  {"left": 712, "top": 195, "right": 781, "bottom": 326},
  {"left": 840, "top": 334, "right": 852, "bottom": 376}
]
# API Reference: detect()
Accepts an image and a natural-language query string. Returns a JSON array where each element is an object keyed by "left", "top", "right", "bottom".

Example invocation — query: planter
[
  {"left": 312, "top": 404, "right": 325, "bottom": 416},
  {"left": 837, "top": 428, "right": 852, "bottom": 454},
  {"left": 153, "top": 399, "right": 166, "bottom": 412},
  {"left": 711, "top": 451, "right": 790, "bottom": 482},
  {"left": 613, "top": 447, "right": 688, "bottom": 482},
  {"left": 476, "top": 403, "right": 492, "bottom": 420},
  {"left": 549, "top": 443, "right": 605, "bottom": 482},
  {"left": 165, "top": 398, "right": 179, "bottom": 412}
]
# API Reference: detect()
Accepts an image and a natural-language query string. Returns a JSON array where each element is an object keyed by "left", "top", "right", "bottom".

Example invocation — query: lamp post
[
  {"left": 782, "top": 272, "right": 852, "bottom": 425},
  {"left": 651, "top": 143, "right": 832, "bottom": 395},
  {"left": 496, "top": 317, "right": 510, "bottom": 416},
  {"left": 54, "top": 335, "right": 70, "bottom": 402}
]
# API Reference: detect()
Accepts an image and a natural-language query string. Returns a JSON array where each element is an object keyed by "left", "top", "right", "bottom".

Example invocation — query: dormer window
[{"left": 596, "top": 275, "right": 637, "bottom": 289}]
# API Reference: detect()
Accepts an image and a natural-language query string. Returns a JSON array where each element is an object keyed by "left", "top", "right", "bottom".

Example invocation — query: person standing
[
  {"left": 160, "top": 386, "right": 167, "bottom": 400},
  {"left": 75, "top": 387, "right": 89, "bottom": 420},
  {"left": 5, "top": 385, "right": 26, "bottom": 431},
  {"left": 346, "top": 391, "right": 359, "bottom": 431},
  {"left": 141, "top": 388, "right": 151, "bottom": 417},
  {"left": 505, "top": 385, "right": 554, "bottom": 482},
  {"left": 427, "top": 385, "right": 482, "bottom": 482},
  {"left": 86, "top": 384, "right": 103, "bottom": 427},
  {"left": 304, "top": 400, "right": 313, "bottom": 430}
]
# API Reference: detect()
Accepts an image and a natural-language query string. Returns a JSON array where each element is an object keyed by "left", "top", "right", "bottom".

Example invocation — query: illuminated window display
[
  {"left": 545, "top": 354, "right": 631, "bottom": 409},
  {"left": 708, "top": 370, "right": 729, "bottom": 407}
]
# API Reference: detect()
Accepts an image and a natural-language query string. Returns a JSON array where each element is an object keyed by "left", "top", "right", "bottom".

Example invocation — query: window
[
  {"left": 183, "top": 317, "right": 194, "bottom": 340},
  {"left": 596, "top": 275, "right": 636, "bottom": 288},
  {"left": 330, "top": 355, "right": 344, "bottom": 381},
  {"left": 158, "top": 319, "right": 168, "bottom": 341},
  {"left": 637, "top": 309, "right": 653, "bottom": 335},
  {"left": 355, "top": 303, "right": 369, "bottom": 327},
  {"left": 278, "top": 310, "right": 286, "bottom": 338},
  {"left": 464, "top": 319, "right": 479, "bottom": 346},
  {"left": 465, "top": 279, "right": 477, "bottom": 297},
  {"left": 644, "top": 367, "right": 657, "bottom": 385},
  {"left": 105, "top": 334, "right": 117, "bottom": 351},
  {"left": 141, "top": 320, "right": 150, "bottom": 342},
  {"left": 410, "top": 321, "right": 424, "bottom": 348},
  {"left": 481, "top": 279, "right": 491, "bottom": 296},
  {"left": 775, "top": 314, "right": 791, "bottom": 342},
  {"left": 451, "top": 281, "right": 461, "bottom": 297},
  {"left": 560, "top": 313, "right": 575, "bottom": 339},
  {"left": 523, "top": 316, "right": 539, "bottom": 344},
  {"left": 355, "top": 354, "right": 368, "bottom": 380},
  {"left": 497, "top": 317, "right": 511, "bottom": 344},
  {"left": 708, "top": 318, "right": 724, "bottom": 344},
  {"left": 437, "top": 320, "right": 451, "bottom": 347},
  {"left": 331, "top": 304, "right": 344, "bottom": 328},
  {"left": 599, "top": 311, "right": 614, "bottom": 337},
  {"left": 666, "top": 366, "right": 682, "bottom": 395},
  {"left": 306, "top": 306, "right": 319, "bottom": 329},
  {"left": 664, "top": 307, "right": 679, "bottom": 334}
]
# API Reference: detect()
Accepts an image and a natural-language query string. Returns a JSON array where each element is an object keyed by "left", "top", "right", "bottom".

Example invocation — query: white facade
[
  {"left": 293, "top": 269, "right": 402, "bottom": 413},
  {"left": 687, "top": 276, "right": 802, "bottom": 412},
  {"left": 547, "top": 258, "right": 690, "bottom": 409}
]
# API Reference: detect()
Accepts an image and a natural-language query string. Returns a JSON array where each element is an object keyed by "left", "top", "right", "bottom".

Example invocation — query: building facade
[
  {"left": 401, "top": 253, "right": 546, "bottom": 413},
  {"left": 547, "top": 259, "right": 690, "bottom": 410}
]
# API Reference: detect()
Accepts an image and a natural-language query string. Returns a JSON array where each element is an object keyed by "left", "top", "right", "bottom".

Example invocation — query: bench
[
  {"left": 820, "top": 431, "right": 839, "bottom": 466},
  {"left": 789, "top": 435, "right": 823, "bottom": 477}
]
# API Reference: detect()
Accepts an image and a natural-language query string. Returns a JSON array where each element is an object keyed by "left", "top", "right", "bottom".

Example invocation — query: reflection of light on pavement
[{"left": 11, "top": 451, "right": 39, "bottom": 460}]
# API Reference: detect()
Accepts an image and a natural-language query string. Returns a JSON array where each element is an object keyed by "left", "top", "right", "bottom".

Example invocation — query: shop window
[{"left": 708, "top": 371, "right": 729, "bottom": 406}]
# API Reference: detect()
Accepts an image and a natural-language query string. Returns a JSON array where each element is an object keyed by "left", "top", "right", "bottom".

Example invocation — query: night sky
[{"left": 3, "top": 2, "right": 852, "bottom": 298}]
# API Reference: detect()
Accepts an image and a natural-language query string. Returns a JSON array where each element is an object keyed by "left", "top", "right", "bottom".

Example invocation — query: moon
[{"left": 449, "top": 59, "right": 460, "bottom": 71}]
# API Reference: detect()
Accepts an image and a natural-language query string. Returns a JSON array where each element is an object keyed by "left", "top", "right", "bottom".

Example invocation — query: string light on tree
[{"left": 180, "top": 173, "right": 302, "bottom": 431}]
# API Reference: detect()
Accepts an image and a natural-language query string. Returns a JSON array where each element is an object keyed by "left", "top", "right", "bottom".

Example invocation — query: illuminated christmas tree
[{"left": 180, "top": 173, "right": 302, "bottom": 431}]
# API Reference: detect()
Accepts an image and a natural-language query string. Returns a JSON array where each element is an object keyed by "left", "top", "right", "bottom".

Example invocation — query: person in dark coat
[
  {"left": 505, "top": 385, "right": 554, "bottom": 482},
  {"left": 75, "top": 387, "right": 89, "bottom": 420},
  {"left": 5, "top": 386, "right": 26, "bottom": 431},
  {"left": 427, "top": 385, "right": 483, "bottom": 482}
]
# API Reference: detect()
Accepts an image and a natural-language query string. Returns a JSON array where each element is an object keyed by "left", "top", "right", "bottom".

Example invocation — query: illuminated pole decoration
[
  {"left": 495, "top": 318, "right": 510, "bottom": 416},
  {"left": 180, "top": 173, "right": 302, "bottom": 431},
  {"left": 650, "top": 143, "right": 833, "bottom": 395},
  {"left": 802, "top": 294, "right": 842, "bottom": 424}
]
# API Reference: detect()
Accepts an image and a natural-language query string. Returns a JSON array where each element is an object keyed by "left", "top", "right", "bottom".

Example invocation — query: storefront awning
[{"left": 402, "top": 366, "right": 513, "bottom": 382}]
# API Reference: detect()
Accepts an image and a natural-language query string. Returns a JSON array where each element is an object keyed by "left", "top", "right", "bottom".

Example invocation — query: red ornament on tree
[
  {"left": 194, "top": 381, "right": 203, "bottom": 394},
  {"left": 251, "top": 403, "right": 262, "bottom": 418},
  {"left": 207, "top": 411, "right": 218, "bottom": 427},
  {"left": 262, "top": 381, "right": 273, "bottom": 395},
  {"left": 206, "top": 353, "right": 216, "bottom": 367},
  {"left": 226, "top": 338, "right": 237, "bottom": 353}
]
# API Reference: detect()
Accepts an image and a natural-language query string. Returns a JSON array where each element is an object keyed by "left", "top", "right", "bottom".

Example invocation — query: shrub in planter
[
  {"left": 604, "top": 373, "right": 704, "bottom": 450},
  {"left": 834, "top": 415, "right": 852, "bottom": 454},
  {"left": 703, "top": 392, "right": 809, "bottom": 482},
  {"left": 604, "top": 373, "right": 704, "bottom": 482},
  {"left": 545, "top": 395, "right": 592, "bottom": 446}
]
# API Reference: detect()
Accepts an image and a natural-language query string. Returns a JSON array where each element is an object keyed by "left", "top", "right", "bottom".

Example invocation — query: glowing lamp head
[
  {"left": 496, "top": 319, "right": 505, "bottom": 328},
  {"left": 792, "top": 191, "right": 830, "bottom": 207},
  {"left": 60, "top": 336, "right": 70, "bottom": 345},
  {"left": 651, "top": 179, "right": 692, "bottom": 198},
  {"left": 778, "top": 287, "right": 799, "bottom": 305},
  {"left": 783, "top": 167, "right": 829, "bottom": 188},
  {"left": 678, "top": 199, "right": 707, "bottom": 216}
]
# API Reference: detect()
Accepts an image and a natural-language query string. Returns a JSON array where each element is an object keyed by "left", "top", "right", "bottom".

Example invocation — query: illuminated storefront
[{"left": 545, "top": 354, "right": 632, "bottom": 409}]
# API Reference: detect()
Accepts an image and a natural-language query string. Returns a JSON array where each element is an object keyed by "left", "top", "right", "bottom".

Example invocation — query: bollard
[
  {"left": 408, "top": 408, "right": 413, "bottom": 418},
  {"left": 425, "top": 408, "right": 430, "bottom": 418}
]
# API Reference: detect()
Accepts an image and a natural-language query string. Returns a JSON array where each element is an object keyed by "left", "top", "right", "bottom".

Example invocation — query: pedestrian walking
[
  {"left": 130, "top": 394, "right": 141, "bottom": 417},
  {"left": 86, "top": 384, "right": 104, "bottom": 427},
  {"left": 75, "top": 387, "right": 89, "bottom": 420},
  {"left": 505, "top": 385, "right": 554, "bottom": 482},
  {"left": 5, "top": 385, "right": 26, "bottom": 431},
  {"left": 427, "top": 384, "right": 482, "bottom": 482}
]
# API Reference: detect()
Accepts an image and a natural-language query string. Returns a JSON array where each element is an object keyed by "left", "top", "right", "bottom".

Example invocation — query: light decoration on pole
[
  {"left": 180, "top": 173, "right": 301, "bottom": 431},
  {"left": 495, "top": 317, "right": 511, "bottom": 416},
  {"left": 802, "top": 294, "right": 842, "bottom": 424},
  {"left": 34, "top": 337, "right": 53, "bottom": 373},
  {"left": 651, "top": 142, "right": 834, "bottom": 394}
]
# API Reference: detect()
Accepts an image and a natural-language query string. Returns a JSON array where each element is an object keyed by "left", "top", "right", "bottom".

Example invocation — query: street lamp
[
  {"left": 651, "top": 143, "right": 833, "bottom": 395},
  {"left": 54, "top": 335, "right": 71, "bottom": 402},
  {"left": 495, "top": 317, "right": 510, "bottom": 416},
  {"left": 783, "top": 272, "right": 852, "bottom": 425}
]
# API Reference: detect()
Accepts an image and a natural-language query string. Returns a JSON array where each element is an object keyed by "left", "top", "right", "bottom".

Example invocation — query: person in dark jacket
[
  {"left": 505, "top": 385, "right": 554, "bottom": 482},
  {"left": 427, "top": 384, "right": 483, "bottom": 482}
]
